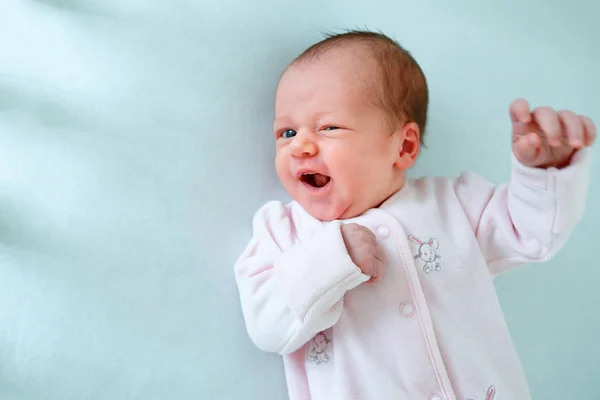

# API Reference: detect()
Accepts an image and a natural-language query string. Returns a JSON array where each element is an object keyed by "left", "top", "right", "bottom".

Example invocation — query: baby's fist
[
  {"left": 510, "top": 98, "right": 596, "bottom": 168},
  {"left": 341, "top": 223, "right": 386, "bottom": 282}
]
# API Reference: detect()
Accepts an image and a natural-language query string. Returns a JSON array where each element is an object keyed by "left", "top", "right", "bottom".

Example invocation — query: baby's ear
[{"left": 394, "top": 121, "right": 420, "bottom": 170}]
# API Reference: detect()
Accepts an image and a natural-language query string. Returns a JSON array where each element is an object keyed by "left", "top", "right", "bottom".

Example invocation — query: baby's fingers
[
  {"left": 582, "top": 115, "right": 597, "bottom": 147},
  {"left": 513, "top": 133, "right": 542, "bottom": 167},
  {"left": 533, "top": 107, "right": 561, "bottom": 146},
  {"left": 374, "top": 245, "right": 387, "bottom": 266},
  {"left": 558, "top": 110, "right": 584, "bottom": 148},
  {"left": 509, "top": 98, "right": 532, "bottom": 124},
  {"left": 367, "top": 245, "right": 386, "bottom": 282}
]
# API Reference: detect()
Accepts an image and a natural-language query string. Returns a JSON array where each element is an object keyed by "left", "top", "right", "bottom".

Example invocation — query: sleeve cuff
[
  {"left": 511, "top": 148, "right": 591, "bottom": 190},
  {"left": 275, "top": 221, "right": 369, "bottom": 322}
]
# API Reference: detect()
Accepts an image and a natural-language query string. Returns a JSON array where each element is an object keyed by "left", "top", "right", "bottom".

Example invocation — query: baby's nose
[{"left": 290, "top": 132, "right": 318, "bottom": 158}]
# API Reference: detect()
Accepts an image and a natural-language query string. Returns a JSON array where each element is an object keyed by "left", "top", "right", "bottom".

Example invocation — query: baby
[{"left": 234, "top": 30, "right": 596, "bottom": 400}]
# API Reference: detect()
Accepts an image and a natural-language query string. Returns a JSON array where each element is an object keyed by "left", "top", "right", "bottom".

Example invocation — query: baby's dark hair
[{"left": 291, "top": 30, "right": 429, "bottom": 143}]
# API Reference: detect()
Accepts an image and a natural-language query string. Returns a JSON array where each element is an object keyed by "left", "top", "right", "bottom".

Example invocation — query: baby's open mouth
[{"left": 301, "top": 173, "right": 331, "bottom": 188}]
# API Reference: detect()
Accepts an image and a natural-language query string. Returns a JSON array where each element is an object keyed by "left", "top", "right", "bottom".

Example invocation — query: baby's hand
[
  {"left": 341, "top": 223, "right": 386, "bottom": 282},
  {"left": 510, "top": 98, "right": 596, "bottom": 168}
]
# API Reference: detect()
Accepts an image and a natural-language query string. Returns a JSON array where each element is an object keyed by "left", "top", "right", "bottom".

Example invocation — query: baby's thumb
[{"left": 513, "top": 133, "right": 540, "bottom": 166}]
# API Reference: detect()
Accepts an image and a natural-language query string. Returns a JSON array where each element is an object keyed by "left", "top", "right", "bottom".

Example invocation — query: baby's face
[{"left": 274, "top": 52, "right": 406, "bottom": 221}]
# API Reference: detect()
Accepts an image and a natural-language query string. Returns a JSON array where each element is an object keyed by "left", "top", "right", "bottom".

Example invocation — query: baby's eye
[
  {"left": 324, "top": 126, "right": 340, "bottom": 131},
  {"left": 281, "top": 129, "right": 297, "bottom": 139}
]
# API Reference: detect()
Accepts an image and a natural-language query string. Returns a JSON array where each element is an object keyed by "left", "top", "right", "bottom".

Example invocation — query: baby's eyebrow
[{"left": 273, "top": 117, "right": 292, "bottom": 127}]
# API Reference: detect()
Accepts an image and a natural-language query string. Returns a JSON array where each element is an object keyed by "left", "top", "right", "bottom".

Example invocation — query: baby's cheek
[
  {"left": 333, "top": 153, "right": 370, "bottom": 184},
  {"left": 275, "top": 157, "right": 292, "bottom": 183},
  {"left": 326, "top": 149, "right": 351, "bottom": 172},
  {"left": 274, "top": 153, "right": 286, "bottom": 173}
]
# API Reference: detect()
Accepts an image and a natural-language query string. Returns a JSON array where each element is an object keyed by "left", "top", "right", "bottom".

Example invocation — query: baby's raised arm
[{"left": 454, "top": 100, "right": 595, "bottom": 275}]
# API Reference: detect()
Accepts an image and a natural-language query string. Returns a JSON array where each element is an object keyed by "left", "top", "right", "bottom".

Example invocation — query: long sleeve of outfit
[
  {"left": 453, "top": 149, "right": 590, "bottom": 275},
  {"left": 234, "top": 202, "right": 369, "bottom": 355}
]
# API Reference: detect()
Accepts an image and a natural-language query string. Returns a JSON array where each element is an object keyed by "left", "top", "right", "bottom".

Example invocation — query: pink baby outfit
[{"left": 234, "top": 150, "right": 590, "bottom": 400}]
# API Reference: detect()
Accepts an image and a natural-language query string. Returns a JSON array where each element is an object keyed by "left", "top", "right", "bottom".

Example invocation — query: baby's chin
[{"left": 301, "top": 200, "right": 365, "bottom": 222}]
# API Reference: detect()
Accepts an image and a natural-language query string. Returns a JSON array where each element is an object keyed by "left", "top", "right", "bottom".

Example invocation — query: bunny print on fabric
[
  {"left": 308, "top": 332, "right": 332, "bottom": 365},
  {"left": 408, "top": 234, "right": 442, "bottom": 274}
]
